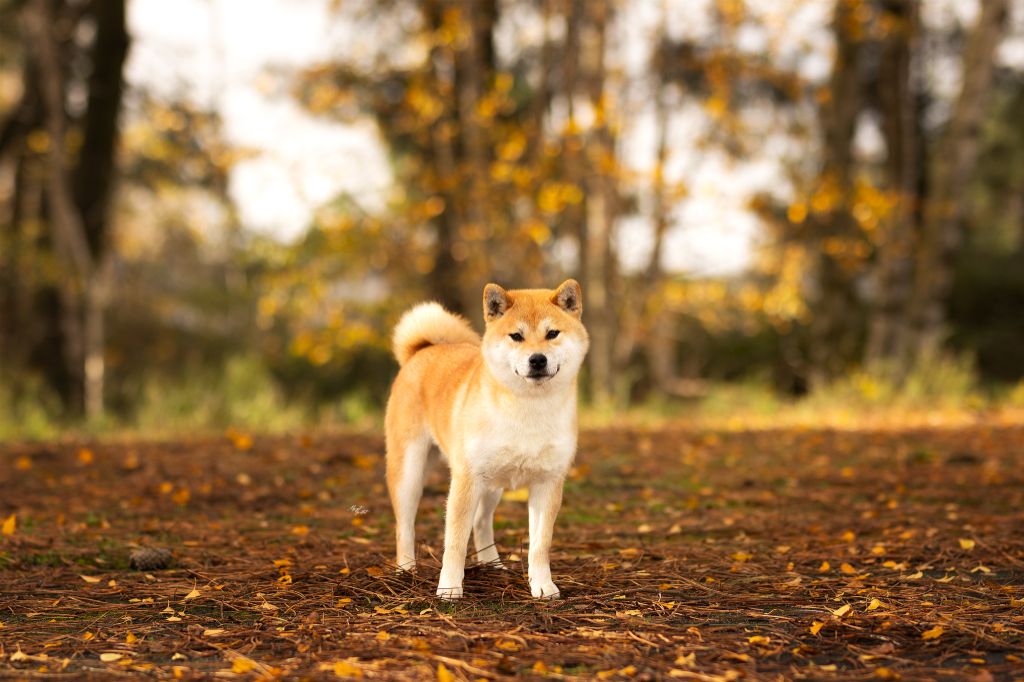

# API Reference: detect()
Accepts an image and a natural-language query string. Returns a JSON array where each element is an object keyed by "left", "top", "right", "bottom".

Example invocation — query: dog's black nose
[{"left": 529, "top": 353, "right": 547, "bottom": 370}]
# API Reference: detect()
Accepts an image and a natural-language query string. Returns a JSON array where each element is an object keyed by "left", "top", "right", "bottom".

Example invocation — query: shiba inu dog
[{"left": 385, "top": 280, "right": 589, "bottom": 599}]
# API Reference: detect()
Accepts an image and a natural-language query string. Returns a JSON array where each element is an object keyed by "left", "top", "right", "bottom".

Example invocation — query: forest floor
[{"left": 1, "top": 424, "right": 1023, "bottom": 680}]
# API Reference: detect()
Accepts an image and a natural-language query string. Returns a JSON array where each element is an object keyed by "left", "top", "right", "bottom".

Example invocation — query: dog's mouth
[{"left": 519, "top": 366, "right": 560, "bottom": 382}]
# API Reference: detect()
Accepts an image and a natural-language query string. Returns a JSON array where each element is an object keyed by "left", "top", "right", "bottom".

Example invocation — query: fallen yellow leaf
[
  {"left": 99, "top": 653, "right": 122, "bottom": 662},
  {"left": 810, "top": 621, "right": 824, "bottom": 635},
  {"left": 227, "top": 430, "right": 253, "bottom": 451},
  {"left": 232, "top": 657, "right": 255, "bottom": 673},
  {"left": 958, "top": 538, "right": 975, "bottom": 550},
  {"left": 184, "top": 589, "right": 201, "bottom": 601},
  {"left": 1, "top": 514, "right": 15, "bottom": 536},
  {"left": 375, "top": 630, "right": 390, "bottom": 642},
  {"left": 832, "top": 604, "right": 851, "bottom": 617},
  {"left": 674, "top": 652, "right": 696, "bottom": 667},
  {"left": 437, "top": 662, "right": 455, "bottom": 682},
  {"left": 327, "top": 660, "right": 363, "bottom": 678},
  {"left": 77, "top": 448, "right": 95, "bottom": 465},
  {"left": 125, "top": 633, "right": 137, "bottom": 644},
  {"left": 840, "top": 563, "right": 856, "bottom": 575},
  {"left": 747, "top": 635, "right": 770, "bottom": 645},
  {"left": 866, "top": 598, "right": 882, "bottom": 611},
  {"left": 921, "top": 626, "right": 944, "bottom": 640},
  {"left": 818, "top": 561, "right": 831, "bottom": 572},
  {"left": 203, "top": 629, "right": 225, "bottom": 636},
  {"left": 80, "top": 575, "right": 101, "bottom": 584},
  {"left": 731, "top": 551, "right": 753, "bottom": 562},
  {"left": 501, "top": 488, "right": 529, "bottom": 502}
]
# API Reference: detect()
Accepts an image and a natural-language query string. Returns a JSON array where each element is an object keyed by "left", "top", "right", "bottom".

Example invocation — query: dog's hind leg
[
  {"left": 473, "top": 487, "right": 504, "bottom": 567},
  {"left": 386, "top": 431, "right": 431, "bottom": 572}
]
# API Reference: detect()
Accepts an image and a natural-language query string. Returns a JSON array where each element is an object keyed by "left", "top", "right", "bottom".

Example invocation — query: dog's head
[{"left": 480, "top": 279, "right": 589, "bottom": 393}]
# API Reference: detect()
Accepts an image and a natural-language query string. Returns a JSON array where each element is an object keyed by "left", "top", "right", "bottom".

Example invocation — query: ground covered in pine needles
[{"left": 1, "top": 424, "right": 1023, "bottom": 680}]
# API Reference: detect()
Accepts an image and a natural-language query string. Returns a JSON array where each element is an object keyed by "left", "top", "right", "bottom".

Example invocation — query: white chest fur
[{"left": 463, "top": 391, "right": 577, "bottom": 490}]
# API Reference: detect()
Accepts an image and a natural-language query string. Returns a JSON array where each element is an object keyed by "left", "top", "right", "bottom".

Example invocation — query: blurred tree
[
  {"left": 758, "top": 0, "right": 1011, "bottom": 386},
  {"left": 908, "top": 0, "right": 1010, "bottom": 357},
  {"left": 1, "top": 0, "right": 129, "bottom": 417},
  {"left": 864, "top": 0, "right": 923, "bottom": 373},
  {"left": 805, "top": 0, "right": 868, "bottom": 387}
]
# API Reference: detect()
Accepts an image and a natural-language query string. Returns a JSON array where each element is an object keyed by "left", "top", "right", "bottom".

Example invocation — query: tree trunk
[
  {"left": 21, "top": 0, "right": 129, "bottom": 418},
  {"left": 74, "top": 0, "right": 129, "bottom": 253},
  {"left": 909, "top": 0, "right": 1009, "bottom": 357},
  {"left": 578, "top": 1, "right": 616, "bottom": 407},
  {"left": 807, "top": 0, "right": 864, "bottom": 387},
  {"left": 422, "top": 0, "right": 468, "bottom": 314},
  {"left": 865, "top": 0, "right": 921, "bottom": 375}
]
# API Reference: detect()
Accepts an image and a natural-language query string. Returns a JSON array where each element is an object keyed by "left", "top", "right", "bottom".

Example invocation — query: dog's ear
[
  {"left": 552, "top": 279, "right": 582, "bottom": 317},
  {"left": 483, "top": 283, "right": 511, "bottom": 321}
]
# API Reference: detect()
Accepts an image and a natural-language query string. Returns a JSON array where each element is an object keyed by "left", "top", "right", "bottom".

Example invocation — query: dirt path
[{"left": 1, "top": 426, "right": 1022, "bottom": 680}]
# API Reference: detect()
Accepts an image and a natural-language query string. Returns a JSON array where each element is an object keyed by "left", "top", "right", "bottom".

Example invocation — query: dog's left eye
[
  {"left": 509, "top": 333, "right": 524, "bottom": 342},
  {"left": 546, "top": 330, "right": 560, "bottom": 340}
]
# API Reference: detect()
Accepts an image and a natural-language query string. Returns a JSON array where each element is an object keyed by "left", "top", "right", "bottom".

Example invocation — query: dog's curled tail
[{"left": 392, "top": 302, "right": 480, "bottom": 367}]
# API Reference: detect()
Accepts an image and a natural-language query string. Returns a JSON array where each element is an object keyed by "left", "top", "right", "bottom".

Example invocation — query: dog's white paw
[
  {"left": 395, "top": 561, "right": 416, "bottom": 573},
  {"left": 436, "top": 585, "right": 464, "bottom": 600},
  {"left": 530, "top": 580, "right": 560, "bottom": 599}
]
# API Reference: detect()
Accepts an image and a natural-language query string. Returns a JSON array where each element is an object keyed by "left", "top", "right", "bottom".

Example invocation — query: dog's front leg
[
  {"left": 527, "top": 477, "right": 564, "bottom": 598},
  {"left": 437, "top": 473, "right": 479, "bottom": 600}
]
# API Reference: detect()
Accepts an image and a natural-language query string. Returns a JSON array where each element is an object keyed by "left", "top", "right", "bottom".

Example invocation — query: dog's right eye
[{"left": 509, "top": 333, "right": 524, "bottom": 342}]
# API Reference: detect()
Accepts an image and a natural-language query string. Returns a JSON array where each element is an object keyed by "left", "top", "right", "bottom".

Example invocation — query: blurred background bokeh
[{"left": 2, "top": 0, "right": 1024, "bottom": 436}]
